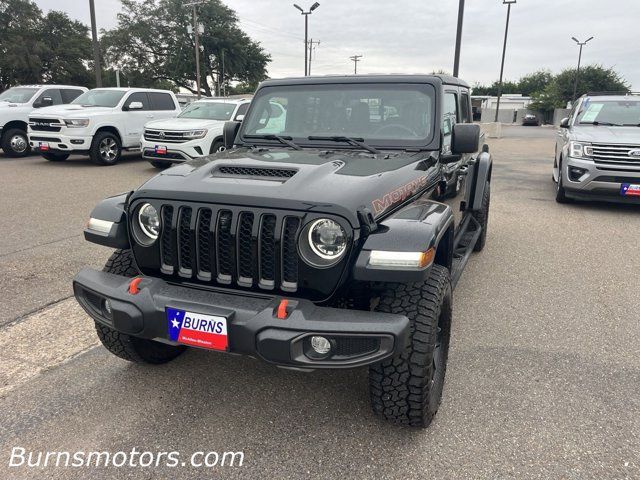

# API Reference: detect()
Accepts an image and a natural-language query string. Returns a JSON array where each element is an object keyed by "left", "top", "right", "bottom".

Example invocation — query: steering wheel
[{"left": 374, "top": 123, "right": 419, "bottom": 137}]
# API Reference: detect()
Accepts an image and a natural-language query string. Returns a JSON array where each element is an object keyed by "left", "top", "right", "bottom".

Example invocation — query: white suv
[
  {"left": 141, "top": 97, "right": 251, "bottom": 168},
  {"left": 28, "top": 88, "right": 181, "bottom": 165},
  {"left": 0, "top": 85, "right": 87, "bottom": 157}
]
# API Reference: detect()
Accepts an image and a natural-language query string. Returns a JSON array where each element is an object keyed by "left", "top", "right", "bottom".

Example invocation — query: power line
[{"left": 349, "top": 55, "right": 362, "bottom": 75}]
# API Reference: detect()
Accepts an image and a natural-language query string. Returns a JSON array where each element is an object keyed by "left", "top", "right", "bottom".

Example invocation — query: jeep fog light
[
  {"left": 311, "top": 336, "right": 331, "bottom": 355},
  {"left": 369, "top": 248, "right": 435, "bottom": 268},
  {"left": 103, "top": 299, "right": 112, "bottom": 316}
]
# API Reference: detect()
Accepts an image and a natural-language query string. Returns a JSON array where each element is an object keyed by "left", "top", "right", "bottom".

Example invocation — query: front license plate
[
  {"left": 155, "top": 145, "right": 167, "bottom": 155},
  {"left": 621, "top": 183, "right": 640, "bottom": 197},
  {"left": 167, "top": 307, "right": 228, "bottom": 351},
  {"left": 39, "top": 142, "right": 50, "bottom": 151}
]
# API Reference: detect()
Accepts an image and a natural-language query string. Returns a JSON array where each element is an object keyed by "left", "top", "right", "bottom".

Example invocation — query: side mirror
[
  {"left": 41, "top": 97, "right": 54, "bottom": 107},
  {"left": 223, "top": 121, "right": 241, "bottom": 149},
  {"left": 125, "top": 102, "right": 144, "bottom": 110},
  {"left": 560, "top": 117, "right": 570, "bottom": 129},
  {"left": 451, "top": 123, "right": 480, "bottom": 155},
  {"left": 235, "top": 114, "right": 245, "bottom": 122}
]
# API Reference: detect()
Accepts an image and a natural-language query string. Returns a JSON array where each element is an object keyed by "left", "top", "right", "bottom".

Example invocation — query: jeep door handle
[{"left": 146, "top": 114, "right": 155, "bottom": 119}]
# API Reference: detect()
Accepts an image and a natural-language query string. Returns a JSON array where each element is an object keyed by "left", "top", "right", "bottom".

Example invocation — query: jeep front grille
[
  {"left": 591, "top": 143, "right": 640, "bottom": 167},
  {"left": 156, "top": 204, "right": 302, "bottom": 292},
  {"left": 144, "top": 129, "right": 191, "bottom": 144}
]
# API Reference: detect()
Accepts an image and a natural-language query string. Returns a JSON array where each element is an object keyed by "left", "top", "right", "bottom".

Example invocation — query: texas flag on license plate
[
  {"left": 621, "top": 184, "right": 640, "bottom": 197},
  {"left": 155, "top": 145, "right": 167, "bottom": 155},
  {"left": 167, "top": 307, "right": 228, "bottom": 351},
  {"left": 39, "top": 142, "right": 50, "bottom": 151}
]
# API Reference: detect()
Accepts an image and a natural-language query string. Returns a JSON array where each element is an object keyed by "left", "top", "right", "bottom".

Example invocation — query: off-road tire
[
  {"left": 369, "top": 265, "right": 453, "bottom": 428},
  {"left": 471, "top": 181, "right": 490, "bottom": 252},
  {"left": 89, "top": 131, "right": 122, "bottom": 166},
  {"left": 555, "top": 158, "right": 570, "bottom": 203},
  {"left": 42, "top": 152, "right": 70, "bottom": 162},
  {"left": 95, "top": 249, "right": 186, "bottom": 364},
  {"left": 150, "top": 160, "right": 172, "bottom": 169},
  {"left": 1, "top": 128, "right": 30, "bottom": 157}
]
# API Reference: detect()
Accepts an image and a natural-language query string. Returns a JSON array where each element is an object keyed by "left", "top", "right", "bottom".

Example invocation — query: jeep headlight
[
  {"left": 64, "top": 118, "right": 90, "bottom": 128},
  {"left": 184, "top": 129, "right": 208, "bottom": 139},
  {"left": 299, "top": 218, "right": 347, "bottom": 268},
  {"left": 134, "top": 203, "right": 160, "bottom": 245},
  {"left": 569, "top": 141, "right": 593, "bottom": 158}
]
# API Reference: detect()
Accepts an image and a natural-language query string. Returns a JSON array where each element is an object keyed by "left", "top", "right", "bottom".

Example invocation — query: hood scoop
[{"left": 212, "top": 165, "right": 298, "bottom": 181}]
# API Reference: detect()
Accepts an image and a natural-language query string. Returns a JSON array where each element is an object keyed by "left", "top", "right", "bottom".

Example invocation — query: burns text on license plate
[
  {"left": 621, "top": 183, "right": 640, "bottom": 197},
  {"left": 167, "top": 308, "right": 228, "bottom": 351}
]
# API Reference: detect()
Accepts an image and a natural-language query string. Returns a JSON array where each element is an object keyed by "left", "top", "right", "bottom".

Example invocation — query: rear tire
[
  {"left": 471, "top": 181, "right": 490, "bottom": 252},
  {"left": 150, "top": 160, "right": 172, "bottom": 169},
  {"left": 1, "top": 128, "right": 30, "bottom": 157},
  {"left": 96, "top": 249, "right": 186, "bottom": 364},
  {"left": 369, "top": 265, "right": 452, "bottom": 428},
  {"left": 90, "top": 131, "right": 122, "bottom": 166},
  {"left": 42, "top": 152, "right": 70, "bottom": 162}
]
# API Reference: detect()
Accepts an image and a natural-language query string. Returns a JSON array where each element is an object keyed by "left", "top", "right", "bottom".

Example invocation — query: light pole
[
  {"left": 494, "top": 0, "right": 516, "bottom": 123},
  {"left": 572, "top": 36, "right": 594, "bottom": 103},
  {"left": 350, "top": 55, "right": 363, "bottom": 74},
  {"left": 453, "top": 0, "right": 465, "bottom": 77},
  {"left": 293, "top": 3, "right": 320, "bottom": 76},
  {"left": 185, "top": 0, "right": 207, "bottom": 99},
  {"left": 88, "top": 0, "right": 102, "bottom": 87}
]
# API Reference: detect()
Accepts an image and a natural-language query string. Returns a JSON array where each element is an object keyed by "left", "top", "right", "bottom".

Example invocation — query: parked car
[
  {"left": 73, "top": 74, "right": 492, "bottom": 428},
  {"left": 0, "top": 85, "right": 87, "bottom": 157},
  {"left": 554, "top": 92, "right": 640, "bottom": 203},
  {"left": 522, "top": 113, "right": 540, "bottom": 126},
  {"left": 28, "top": 88, "right": 181, "bottom": 165},
  {"left": 142, "top": 97, "right": 251, "bottom": 169}
]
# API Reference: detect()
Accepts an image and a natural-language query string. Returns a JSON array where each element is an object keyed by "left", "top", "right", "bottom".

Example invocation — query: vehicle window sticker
[{"left": 581, "top": 103, "right": 604, "bottom": 123}]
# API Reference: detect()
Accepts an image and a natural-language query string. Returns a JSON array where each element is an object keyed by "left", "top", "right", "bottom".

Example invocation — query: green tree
[
  {"left": 517, "top": 70, "right": 553, "bottom": 96},
  {"left": 471, "top": 80, "right": 519, "bottom": 96},
  {"left": 101, "top": 0, "right": 271, "bottom": 96}
]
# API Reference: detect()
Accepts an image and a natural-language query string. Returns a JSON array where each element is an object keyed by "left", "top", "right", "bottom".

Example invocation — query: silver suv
[{"left": 554, "top": 93, "right": 640, "bottom": 203}]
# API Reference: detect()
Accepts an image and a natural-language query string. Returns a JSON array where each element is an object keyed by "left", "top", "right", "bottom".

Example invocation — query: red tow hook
[
  {"left": 128, "top": 277, "right": 144, "bottom": 295},
  {"left": 276, "top": 299, "right": 289, "bottom": 319}
]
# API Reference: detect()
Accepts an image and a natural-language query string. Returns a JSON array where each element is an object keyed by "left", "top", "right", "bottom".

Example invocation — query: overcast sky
[{"left": 34, "top": 0, "right": 640, "bottom": 89}]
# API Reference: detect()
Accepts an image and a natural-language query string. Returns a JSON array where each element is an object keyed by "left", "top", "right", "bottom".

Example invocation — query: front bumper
[
  {"left": 73, "top": 268, "right": 410, "bottom": 369},
  {"left": 28, "top": 131, "right": 92, "bottom": 154},
  {"left": 141, "top": 138, "right": 208, "bottom": 163},
  {"left": 562, "top": 156, "right": 640, "bottom": 203}
]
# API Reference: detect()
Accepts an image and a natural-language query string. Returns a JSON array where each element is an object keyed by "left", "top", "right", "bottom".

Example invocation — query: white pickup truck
[
  {"left": 28, "top": 88, "right": 181, "bottom": 165},
  {"left": 141, "top": 97, "right": 251, "bottom": 168},
  {"left": 0, "top": 85, "right": 87, "bottom": 157}
]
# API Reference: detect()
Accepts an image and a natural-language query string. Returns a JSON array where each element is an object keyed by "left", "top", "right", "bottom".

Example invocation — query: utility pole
[
  {"left": 221, "top": 49, "right": 226, "bottom": 97},
  {"left": 89, "top": 0, "right": 102, "bottom": 87},
  {"left": 185, "top": 0, "right": 207, "bottom": 99},
  {"left": 494, "top": 0, "right": 516, "bottom": 123},
  {"left": 350, "top": 55, "right": 362, "bottom": 75},
  {"left": 453, "top": 0, "right": 465, "bottom": 77},
  {"left": 115, "top": 69, "right": 120, "bottom": 88},
  {"left": 572, "top": 36, "right": 594, "bottom": 103},
  {"left": 293, "top": 3, "right": 320, "bottom": 76},
  {"left": 307, "top": 39, "right": 320, "bottom": 75}
]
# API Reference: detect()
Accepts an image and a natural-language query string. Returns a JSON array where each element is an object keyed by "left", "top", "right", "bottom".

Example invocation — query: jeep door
[{"left": 122, "top": 92, "right": 153, "bottom": 147}]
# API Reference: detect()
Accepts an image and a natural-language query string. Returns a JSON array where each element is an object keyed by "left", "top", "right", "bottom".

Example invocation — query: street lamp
[
  {"left": 571, "top": 36, "right": 594, "bottom": 103},
  {"left": 88, "top": 0, "right": 102, "bottom": 87},
  {"left": 494, "top": 0, "right": 516, "bottom": 123},
  {"left": 293, "top": 2, "right": 320, "bottom": 76},
  {"left": 453, "top": 0, "right": 465, "bottom": 77}
]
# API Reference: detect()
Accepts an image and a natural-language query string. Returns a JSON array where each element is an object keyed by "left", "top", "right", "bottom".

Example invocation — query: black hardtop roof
[{"left": 259, "top": 74, "right": 470, "bottom": 89}]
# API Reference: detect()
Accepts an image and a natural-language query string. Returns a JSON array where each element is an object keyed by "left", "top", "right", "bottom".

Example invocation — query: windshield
[
  {"left": 577, "top": 99, "right": 640, "bottom": 126},
  {"left": 72, "top": 90, "right": 126, "bottom": 108},
  {"left": 240, "top": 83, "right": 436, "bottom": 148},
  {"left": 179, "top": 101, "right": 237, "bottom": 120},
  {"left": 0, "top": 87, "right": 39, "bottom": 103}
]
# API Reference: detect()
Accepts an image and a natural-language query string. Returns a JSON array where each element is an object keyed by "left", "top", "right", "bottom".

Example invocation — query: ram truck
[{"left": 73, "top": 75, "right": 492, "bottom": 428}]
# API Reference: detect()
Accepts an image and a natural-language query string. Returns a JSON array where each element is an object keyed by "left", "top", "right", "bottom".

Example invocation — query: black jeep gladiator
[{"left": 73, "top": 75, "right": 492, "bottom": 428}]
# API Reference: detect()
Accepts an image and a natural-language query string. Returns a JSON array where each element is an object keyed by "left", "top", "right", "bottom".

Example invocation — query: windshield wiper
[
  {"left": 308, "top": 136, "right": 380, "bottom": 154},
  {"left": 243, "top": 134, "right": 301, "bottom": 150},
  {"left": 579, "top": 121, "right": 623, "bottom": 126}
]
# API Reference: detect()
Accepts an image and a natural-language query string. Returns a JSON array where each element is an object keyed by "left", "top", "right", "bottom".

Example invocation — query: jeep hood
[
  {"left": 571, "top": 126, "right": 640, "bottom": 144},
  {"left": 29, "top": 104, "right": 113, "bottom": 118},
  {"left": 145, "top": 117, "right": 225, "bottom": 131},
  {"left": 133, "top": 148, "right": 438, "bottom": 226}
]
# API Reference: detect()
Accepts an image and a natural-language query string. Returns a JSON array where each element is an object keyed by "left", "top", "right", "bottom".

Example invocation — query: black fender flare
[
  {"left": 353, "top": 200, "right": 454, "bottom": 283},
  {"left": 466, "top": 149, "right": 492, "bottom": 212},
  {"left": 84, "top": 192, "right": 131, "bottom": 249}
]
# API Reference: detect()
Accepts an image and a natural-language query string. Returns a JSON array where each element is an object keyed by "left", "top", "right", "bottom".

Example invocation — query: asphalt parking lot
[{"left": 1, "top": 128, "right": 639, "bottom": 479}]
